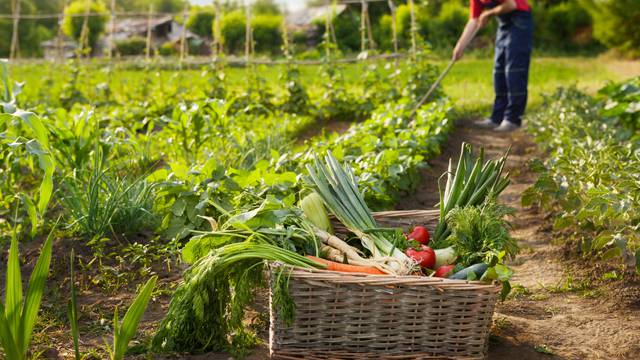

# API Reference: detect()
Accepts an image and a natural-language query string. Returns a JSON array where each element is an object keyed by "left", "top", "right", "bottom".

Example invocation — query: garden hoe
[{"left": 408, "top": 26, "right": 481, "bottom": 121}]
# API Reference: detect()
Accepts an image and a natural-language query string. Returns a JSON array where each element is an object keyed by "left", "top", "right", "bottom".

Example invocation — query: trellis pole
[
  {"left": 108, "top": 0, "right": 116, "bottom": 58},
  {"left": 179, "top": 5, "right": 188, "bottom": 63},
  {"left": 360, "top": 0, "right": 366, "bottom": 53},
  {"left": 387, "top": 0, "right": 399, "bottom": 69},
  {"left": 244, "top": 0, "right": 252, "bottom": 66},
  {"left": 323, "top": 0, "right": 331, "bottom": 60},
  {"left": 56, "top": 0, "right": 69, "bottom": 62},
  {"left": 9, "top": 0, "right": 21, "bottom": 59},
  {"left": 329, "top": 0, "right": 338, "bottom": 47},
  {"left": 145, "top": 4, "right": 153, "bottom": 60},
  {"left": 281, "top": 9, "right": 291, "bottom": 61},
  {"left": 212, "top": 0, "right": 221, "bottom": 61},
  {"left": 78, "top": 0, "right": 92, "bottom": 57},
  {"left": 408, "top": 0, "right": 417, "bottom": 61}
]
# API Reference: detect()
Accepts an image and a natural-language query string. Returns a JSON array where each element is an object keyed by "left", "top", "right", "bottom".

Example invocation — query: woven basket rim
[{"left": 271, "top": 263, "right": 500, "bottom": 293}]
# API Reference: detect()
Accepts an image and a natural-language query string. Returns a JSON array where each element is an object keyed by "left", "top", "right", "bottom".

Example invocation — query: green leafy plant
[
  {"left": 106, "top": 275, "right": 157, "bottom": 360},
  {"left": 0, "top": 222, "right": 56, "bottom": 359}
]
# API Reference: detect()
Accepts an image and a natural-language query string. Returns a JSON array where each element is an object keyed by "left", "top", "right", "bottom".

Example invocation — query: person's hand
[
  {"left": 452, "top": 45, "right": 464, "bottom": 61},
  {"left": 478, "top": 11, "right": 493, "bottom": 28}
]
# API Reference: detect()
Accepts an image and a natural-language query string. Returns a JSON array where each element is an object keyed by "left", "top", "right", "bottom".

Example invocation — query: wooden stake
[
  {"left": 108, "top": 0, "right": 115, "bottom": 58},
  {"left": 408, "top": 0, "right": 417, "bottom": 60},
  {"left": 145, "top": 4, "right": 153, "bottom": 60},
  {"left": 244, "top": 0, "right": 252, "bottom": 65},
  {"left": 9, "top": 0, "right": 21, "bottom": 59},
  {"left": 179, "top": 6, "right": 188, "bottom": 62},
  {"left": 212, "top": 0, "right": 221, "bottom": 60},
  {"left": 78, "top": 0, "right": 92, "bottom": 57},
  {"left": 387, "top": 0, "right": 399, "bottom": 68},
  {"left": 56, "top": 0, "right": 69, "bottom": 62},
  {"left": 360, "top": 0, "right": 366, "bottom": 54}
]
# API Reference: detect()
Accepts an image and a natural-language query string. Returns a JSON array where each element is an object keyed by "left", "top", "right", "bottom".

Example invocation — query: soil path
[{"left": 398, "top": 120, "right": 640, "bottom": 360}]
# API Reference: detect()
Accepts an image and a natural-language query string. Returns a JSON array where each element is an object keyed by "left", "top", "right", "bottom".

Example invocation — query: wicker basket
[{"left": 269, "top": 210, "right": 499, "bottom": 360}]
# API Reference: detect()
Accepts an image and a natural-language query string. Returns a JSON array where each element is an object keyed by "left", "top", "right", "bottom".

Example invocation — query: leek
[{"left": 306, "top": 152, "right": 414, "bottom": 274}]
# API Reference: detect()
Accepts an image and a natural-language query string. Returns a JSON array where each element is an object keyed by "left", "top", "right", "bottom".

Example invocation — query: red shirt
[{"left": 470, "top": 0, "right": 531, "bottom": 19}]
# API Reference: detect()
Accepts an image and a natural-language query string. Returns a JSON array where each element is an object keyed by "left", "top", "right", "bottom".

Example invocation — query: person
[{"left": 453, "top": 0, "right": 533, "bottom": 132}]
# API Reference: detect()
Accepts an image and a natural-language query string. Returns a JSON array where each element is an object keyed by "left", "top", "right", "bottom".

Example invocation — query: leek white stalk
[{"left": 307, "top": 152, "right": 414, "bottom": 275}]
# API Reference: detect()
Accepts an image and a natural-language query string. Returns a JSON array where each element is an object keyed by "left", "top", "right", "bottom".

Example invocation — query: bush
[
  {"left": 115, "top": 37, "right": 147, "bottom": 56},
  {"left": 423, "top": 2, "right": 467, "bottom": 48},
  {"left": 187, "top": 8, "right": 215, "bottom": 38},
  {"left": 158, "top": 42, "right": 177, "bottom": 56},
  {"left": 581, "top": 0, "right": 640, "bottom": 57},
  {"left": 252, "top": 14, "right": 282, "bottom": 54},
  {"left": 333, "top": 11, "right": 360, "bottom": 52},
  {"left": 221, "top": 10, "right": 246, "bottom": 54},
  {"left": 535, "top": 2, "right": 593, "bottom": 49},
  {"left": 62, "top": 0, "right": 109, "bottom": 54}
]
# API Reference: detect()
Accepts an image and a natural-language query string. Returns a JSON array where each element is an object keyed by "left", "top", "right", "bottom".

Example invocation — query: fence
[{"left": 2, "top": 0, "right": 423, "bottom": 68}]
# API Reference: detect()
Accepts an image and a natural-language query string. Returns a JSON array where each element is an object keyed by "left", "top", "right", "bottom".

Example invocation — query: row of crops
[
  {"left": 524, "top": 77, "right": 640, "bottom": 273},
  {"left": 0, "top": 56, "right": 456, "bottom": 358}
]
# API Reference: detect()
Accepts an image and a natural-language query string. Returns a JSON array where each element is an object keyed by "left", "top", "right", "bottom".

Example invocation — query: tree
[
  {"left": 62, "top": 0, "right": 109, "bottom": 54},
  {"left": 581, "top": 0, "right": 640, "bottom": 57},
  {"left": 252, "top": 0, "right": 280, "bottom": 15},
  {"left": 187, "top": 7, "right": 215, "bottom": 38}
]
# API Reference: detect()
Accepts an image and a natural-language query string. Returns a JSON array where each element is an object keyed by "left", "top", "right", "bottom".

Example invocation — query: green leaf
[
  {"left": 601, "top": 247, "right": 622, "bottom": 261},
  {"left": 0, "top": 306, "right": 21, "bottom": 360},
  {"left": 18, "top": 220, "right": 56, "bottom": 354},
  {"left": 635, "top": 250, "right": 640, "bottom": 275},
  {"left": 5, "top": 231, "right": 23, "bottom": 344},
  {"left": 113, "top": 276, "right": 157, "bottom": 360},
  {"left": 68, "top": 250, "right": 81, "bottom": 360}
]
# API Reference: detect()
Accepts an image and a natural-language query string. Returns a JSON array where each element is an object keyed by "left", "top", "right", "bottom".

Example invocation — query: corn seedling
[
  {"left": 0, "top": 221, "right": 57, "bottom": 359},
  {"left": 106, "top": 275, "right": 157, "bottom": 360}
]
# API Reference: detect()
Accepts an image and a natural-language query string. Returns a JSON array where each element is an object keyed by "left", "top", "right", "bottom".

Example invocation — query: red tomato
[
  {"left": 405, "top": 245, "right": 436, "bottom": 269},
  {"left": 408, "top": 225, "right": 430, "bottom": 245},
  {"left": 434, "top": 264, "right": 456, "bottom": 278}
]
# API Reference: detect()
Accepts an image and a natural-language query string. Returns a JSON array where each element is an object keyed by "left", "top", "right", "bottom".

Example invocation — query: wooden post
[
  {"left": 108, "top": 0, "right": 115, "bottom": 58},
  {"left": 387, "top": 0, "right": 399, "bottom": 68},
  {"left": 281, "top": 9, "right": 290, "bottom": 60},
  {"left": 179, "top": 6, "right": 188, "bottom": 62},
  {"left": 9, "top": 0, "right": 21, "bottom": 59},
  {"left": 57, "top": 0, "right": 69, "bottom": 62},
  {"left": 79, "top": 0, "right": 92, "bottom": 57},
  {"left": 212, "top": 0, "right": 221, "bottom": 60},
  {"left": 408, "top": 0, "right": 417, "bottom": 60},
  {"left": 360, "top": 0, "right": 366, "bottom": 54},
  {"left": 323, "top": 0, "right": 330, "bottom": 60},
  {"left": 145, "top": 4, "right": 153, "bottom": 60},
  {"left": 365, "top": 2, "right": 375, "bottom": 50},
  {"left": 244, "top": 0, "right": 252, "bottom": 66}
]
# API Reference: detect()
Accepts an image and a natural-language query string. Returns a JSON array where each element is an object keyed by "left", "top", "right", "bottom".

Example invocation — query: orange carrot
[{"left": 305, "top": 255, "right": 387, "bottom": 275}]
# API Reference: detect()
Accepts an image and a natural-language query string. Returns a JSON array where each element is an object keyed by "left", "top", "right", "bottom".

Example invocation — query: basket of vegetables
[
  {"left": 153, "top": 143, "right": 516, "bottom": 359},
  {"left": 269, "top": 144, "right": 516, "bottom": 360}
]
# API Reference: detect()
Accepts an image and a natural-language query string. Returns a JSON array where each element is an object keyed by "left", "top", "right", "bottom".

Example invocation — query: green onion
[{"left": 433, "top": 143, "right": 511, "bottom": 245}]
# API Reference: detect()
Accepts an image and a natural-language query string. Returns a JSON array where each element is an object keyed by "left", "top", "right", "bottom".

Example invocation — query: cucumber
[{"left": 450, "top": 263, "right": 488, "bottom": 280}]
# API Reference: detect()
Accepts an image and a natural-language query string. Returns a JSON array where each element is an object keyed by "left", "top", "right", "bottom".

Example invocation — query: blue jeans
[{"left": 491, "top": 11, "right": 533, "bottom": 126}]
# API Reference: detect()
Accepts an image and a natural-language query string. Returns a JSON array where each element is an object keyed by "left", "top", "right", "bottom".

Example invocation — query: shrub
[
  {"left": 424, "top": 2, "right": 467, "bottom": 48},
  {"left": 62, "top": 0, "right": 109, "bottom": 54},
  {"left": 115, "top": 37, "right": 147, "bottom": 56},
  {"left": 252, "top": 14, "right": 282, "bottom": 54},
  {"left": 187, "top": 7, "right": 215, "bottom": 38},
  {"left": 536, "top": 1, "right": 593, "bottom": 49},
  {"left": 333, "top": 11, "right": 360, "bottom": 52},
  {"left": 581, "top": 0, "right": 640, "bottom": 57},
  {"left": 158, "top": 42, "right": 177, "bottom": 56},
  {"left": 221, "top": 10, "right": 246, "bottom": 54}
]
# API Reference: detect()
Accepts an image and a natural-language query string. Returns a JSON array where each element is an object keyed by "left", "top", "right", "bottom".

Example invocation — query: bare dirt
[{"left": 398, "top": 119, "right": 640, "bottom": 360}]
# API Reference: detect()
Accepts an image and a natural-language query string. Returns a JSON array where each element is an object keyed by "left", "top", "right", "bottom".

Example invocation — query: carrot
[{"left": 305, "top": 255, "right": 388, "bottom": 275}]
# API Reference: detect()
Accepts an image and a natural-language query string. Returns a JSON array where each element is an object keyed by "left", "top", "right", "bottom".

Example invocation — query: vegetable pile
[{"left": 153, "top": 144, "right": 518, "bottom": 354}]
